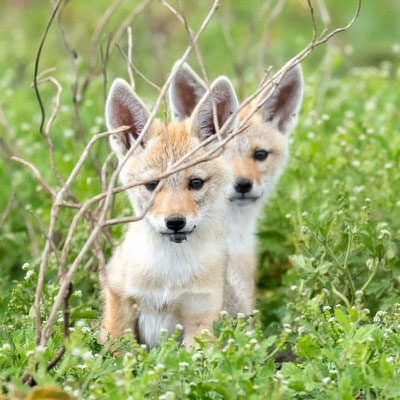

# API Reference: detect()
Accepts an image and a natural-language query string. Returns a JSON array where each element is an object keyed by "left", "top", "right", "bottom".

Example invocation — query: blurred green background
[{"left": 0, "top": 0, "right": 399, "bottom": 287}]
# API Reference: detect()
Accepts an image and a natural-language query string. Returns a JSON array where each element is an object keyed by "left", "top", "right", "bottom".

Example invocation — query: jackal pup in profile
[
  {"left": 169, "top": 63, "right": 304, "bottom": 315},
  {"left": 100, "top": 74, "right": 239, "bottom": 349}
]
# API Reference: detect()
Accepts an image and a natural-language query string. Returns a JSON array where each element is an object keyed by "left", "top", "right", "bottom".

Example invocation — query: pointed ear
[
  {"left": 169, "top": 62, "right": 207, "bottom": 122},
  {"left": 191, "top": 76, "right": 239, "bottom": 142},
  {"left": 105, "top": 78, "right": 150, "bottom": 159},
  {"left": 261, "top": 64, "right": 304, "bottom": 135}
]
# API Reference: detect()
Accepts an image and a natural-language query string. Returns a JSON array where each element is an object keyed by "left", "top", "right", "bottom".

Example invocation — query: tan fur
[
  {"left": 102, "top": 76, "right": 238, "bottom": 349},
  {"left": 168, "top": 64, "right": 303, "bottom": 318}
]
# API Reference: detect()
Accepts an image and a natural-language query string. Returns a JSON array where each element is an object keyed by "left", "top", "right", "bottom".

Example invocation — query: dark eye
[
  {"left": 145, "top": 181, "right": 159, "bottom": 191},
  {"left": 253, "top": 149, "right": 269, "bottom": 161},
  {"left": 189, "top": 178, "right": 204, "bottom": 190}
]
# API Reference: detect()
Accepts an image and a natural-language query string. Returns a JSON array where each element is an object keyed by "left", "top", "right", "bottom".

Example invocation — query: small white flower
[
  {"left": 140, "top": 344, "right": 148, "bottom": 350},
  {"left": 386, "top": 356, "right": 394, "bottom": 363},
  {"left": 355, "top": 290, "right": 364, "bottom": 296},
  {"left": 72, "top": 348, "right": 81, "bottom": 356},
  {"left": 323, "top": 306, "right": 331, "bottom": 311},
  {"left": 192, "top": 353, "right": 202, "bottom": 361},
  {"left": 285, "top": 213, "right": 292, "bottom": 219},
  {"left": 329, "top": 369, "right": 337, "bottom": 374},
  {"left": 290, "top": 285, "right": 297, "bottom": 291},
  {"left": 363, "top": 308, "right": 370, "bottom": 314},
  {"left": 175, "top": 324, "right": 184, "bottom": 331},
  {"left": 77, "top": 364, "right": 87, "bottom": 370},
  {"left": 337, "top": 338, "right": 344, "bottom": 343},
  {"left": 63, "top": 129, "right": 74, "bottom": 138},
  {"left": 179, "top": 362, "right": 189, "bottom": 368},
  {"left": 301, "top": 226, "right": 310, "bottom": 234},
  {"left": 24, "top": 270, "right": 34, "bottom": 280},
  {"left": 352, "top": 160, "right": 360, "bottom": 167},
  {"left": 302, "top": 211, "right": 309, "bottom": 218},
  {"left": 82, "top": 327, "right": 91, "bottom": 334},
  {"left": 392, "top": 43, "right": 400, "bottom": 53},
  {"left": 22, "top": 263, "right": 30, "bottom": 270},
  {"left": 1, "top": 344, "right": 11, "bottom": 351},
  {"left": 227, "top": 338, "right": 235, "bottom": 345},
  {"left": 83, "top": 351, "right": 93, "bottom": 361},
  {"left": 237, "top": 313, "right": 245, "bottom": 319},
  {"left": 250, "top": 338, "right": 258, "bottom": 344},
  {"left": 378, "top": 229, "right": 390, "bottom": 239},
  {"left": 69, "top": 327, "right": 75, "bottom": 332},
  {"left": 275, "top": 372, "right": 283, "bottom": 379},
  {"left": 367, "top": 337, "right": 374, "bottom": 342},
  {"left": 322, "top": 377, "right": 330, "bottom": 384},
  {"left": 354, "top": 186, "right": 365, "bottom": 194}
]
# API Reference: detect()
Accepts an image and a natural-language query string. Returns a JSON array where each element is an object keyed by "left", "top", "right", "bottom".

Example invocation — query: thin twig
[{"left": 0, "top": 191, "right": 16, "bottom": 232}]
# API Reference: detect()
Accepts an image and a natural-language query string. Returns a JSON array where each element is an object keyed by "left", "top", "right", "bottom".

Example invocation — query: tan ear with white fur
[
  {"left": 105, "top": 78, "right": 150, "bottom": 160},
  {"left": 169, "top": 62, "right": 207, "bottom": 122},
  {"left": 190, "top": 76, "right": 239, "bottom": 142},
  {"left": 261, "top": 64, "right": 304, "bottom": 135}
]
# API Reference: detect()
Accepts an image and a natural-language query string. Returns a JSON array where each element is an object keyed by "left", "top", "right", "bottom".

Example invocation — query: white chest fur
[{"left": 107, "top": 221, "right": 224, "bottom": 348}]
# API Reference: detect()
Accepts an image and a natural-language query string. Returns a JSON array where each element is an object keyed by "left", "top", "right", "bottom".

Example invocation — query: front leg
[
  {"left": 100, "top": 286, "right": 139, "bottom": 343},
  {"left": 180, "top": 289, "right": 222, "bottom": 348},
  {"left": 182, "top": 309, "right": 220, "bottom": 348}
]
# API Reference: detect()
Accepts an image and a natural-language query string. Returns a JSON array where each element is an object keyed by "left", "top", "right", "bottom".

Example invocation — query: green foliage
[{"left": 1, "top": 1, "right": 400, "bottom": 399}]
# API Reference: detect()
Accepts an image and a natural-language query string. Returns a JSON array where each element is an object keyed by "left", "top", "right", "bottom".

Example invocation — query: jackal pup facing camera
[
  {"left": 100, "top": 74, "right": 239, "bottom": 349},
  {"left": 169, "top": 63, "right": 304, "bottom": 315}
]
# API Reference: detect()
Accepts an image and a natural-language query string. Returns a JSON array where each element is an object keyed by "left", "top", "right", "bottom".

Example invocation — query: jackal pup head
[
  {"left": 105, "top": 75, "right": 238, "bottom": 243},
  {"left": 169, "top": 63, "right": 303, "bottom": 207}
]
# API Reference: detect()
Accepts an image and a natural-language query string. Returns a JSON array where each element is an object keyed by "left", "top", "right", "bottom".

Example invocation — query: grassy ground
[{"left": 0, "top": 1, "right": 400, "bottom": 399}]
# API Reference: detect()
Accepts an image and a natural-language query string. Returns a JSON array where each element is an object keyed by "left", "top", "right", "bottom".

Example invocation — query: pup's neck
[{"left": 226, "top": 200, "right": 264, "bottom": 255}]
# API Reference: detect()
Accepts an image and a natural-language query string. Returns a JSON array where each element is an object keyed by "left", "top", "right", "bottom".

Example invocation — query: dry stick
[
  {"left": 10, "top": 157, "right": 80, "bottom": 209},
  {"left": 162, "top": 0, "right": 222, "bottom": 141},
  {"left": 53, "top": 2, "right": 102, "bottom": 176},
  {"left": 109, "top": 0, "right": 152, "bottom": 63},
  {"left": 33, "top": 0, "right": 63, "bottom": 137},
  {"left": 80, "top": 0, "right": 124, "bottom": 99},
  {"left": 257, "top": 0, "right": 287, "bottom": 78},
  {"left": 33, "top": 127, "right": 129, "bottom": 346},
  {"left": 116, "top": 44, "right": 161, "bottom": 91},
  {"left": 39, "top": 0, "right": 221, "bottom": 349},
  {"left": 30, "top": 210, "right": 61, "bottom": 264},
  {"left": 127, "top": 27, "right": 135, "bottom": 90},
  {"left": 88, "top": 0, "right": 123, "bottom": 74},
  {"left": 0, "top": 191, "right": 16, "bottom": 232},
  {"left": 11, "top": 157, "right": 56, "bottom": 198},
  {"left": 100, "top": 34, "right": 113, "bottom": 102}
]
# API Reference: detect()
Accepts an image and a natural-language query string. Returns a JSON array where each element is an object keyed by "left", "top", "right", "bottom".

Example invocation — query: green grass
[{"left": 0, "top": 1, "right": 400, "bottom": 399}]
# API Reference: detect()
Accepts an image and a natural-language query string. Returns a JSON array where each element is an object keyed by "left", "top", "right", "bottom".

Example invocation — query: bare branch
[{"left": 0, "top": 191, "right": 16, "bottom": 232}]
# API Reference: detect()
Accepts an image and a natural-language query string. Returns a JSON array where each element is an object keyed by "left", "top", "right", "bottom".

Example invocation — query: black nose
[
  {"left": 165, "top": 215, "right": 186, "bottom": 232},
  {"left": 235, "top": 178, "right": 253, "bottom": 194}
]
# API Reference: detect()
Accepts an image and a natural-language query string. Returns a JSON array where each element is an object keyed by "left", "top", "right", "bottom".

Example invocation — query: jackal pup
[
  {"left": 169, "top": 63, "right": 303, "bottom": 315},
  {"left": 100, "top": 74, "right": 238, "bottom": 349}
]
